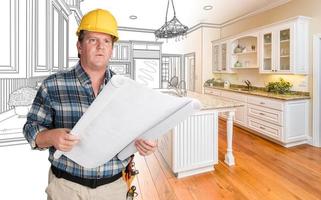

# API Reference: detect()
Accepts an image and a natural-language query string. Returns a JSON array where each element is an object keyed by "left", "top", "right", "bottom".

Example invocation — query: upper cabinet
[
  {"left": 230, "top": 34, "right": 259, "bottom": 69},
  {"left": 212, "top": 40, "right": 233, "bottom": 73},
  {"left": 259, "top": 16, "right": 310, "bottom": 74},
  {"left": 31, "top": 0, "right": 71, "bottom": 77},
  {"left": 211, "top": 16, "right": 310, "bottom": 75},
  {"left": 111, "top": 41, "right": 131, "bottom": 62},
  {"left": 0, "top": 0, "right": 27, "bottom": 78}
]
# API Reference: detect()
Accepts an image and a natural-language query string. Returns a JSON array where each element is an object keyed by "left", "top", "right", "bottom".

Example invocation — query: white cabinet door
[
  {"left": 221, "top": 91, "right": 248, "bottom": 126},
  {"left": 212, "top": 43, "right": 221, "bottom": 72},
  {"left": 248, "top": 116, "right": 282, "bottom": 140},
  {"left": 259, "top": 17, "right": 309, "bottom": 74},
  {"left": 234, "top": 105, "right": 247, "bottom": 127},
  {"left": 111, "top": 42, "right": 131, "bottom": 61},
  {"left": 260, "top": 30, "right": 274, "bottom": 72},
  {"left": 259, "top": 24, "right": 293, "bottom": 73},
  {"left": 212, "top": 41, "right": 233, "bottom": 73}
]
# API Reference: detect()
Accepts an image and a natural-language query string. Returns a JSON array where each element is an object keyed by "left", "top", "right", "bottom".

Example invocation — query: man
[{"left": 23, "top": 9, "right": 157, "bottom": 200}]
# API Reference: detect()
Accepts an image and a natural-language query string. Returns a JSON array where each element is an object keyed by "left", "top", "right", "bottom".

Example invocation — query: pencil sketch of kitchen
[
  {"left": 0, "top": 0, "right": 191, "bottom": 148},
  {"left": 0, "top": 1, "right": 200, "bottom": 198}
]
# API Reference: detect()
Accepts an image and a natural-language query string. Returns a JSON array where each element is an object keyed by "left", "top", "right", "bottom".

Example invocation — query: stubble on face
[{"left": 77, "top": 31, "right": 114, "bottom": 72}]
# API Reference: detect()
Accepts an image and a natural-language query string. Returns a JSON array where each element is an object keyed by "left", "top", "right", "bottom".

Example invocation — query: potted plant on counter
[{"left": 265, "top": 78, "right": 293, "bottom": 94}]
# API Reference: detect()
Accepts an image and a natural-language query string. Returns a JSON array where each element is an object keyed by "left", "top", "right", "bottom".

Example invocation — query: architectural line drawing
[
  {"left": 136, "top": 60, "right": 159, "bottom": 86},
  {"left": 0, "top": 0, "right": 187, "bottom": 147}
]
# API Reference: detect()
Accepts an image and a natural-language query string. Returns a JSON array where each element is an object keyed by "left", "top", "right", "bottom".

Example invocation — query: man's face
[{"left": 77, "top": 31, "right": 113, "bottom": 70}]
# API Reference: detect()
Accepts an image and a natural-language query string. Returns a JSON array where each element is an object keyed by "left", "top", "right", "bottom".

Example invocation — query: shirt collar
[{"left": 75, "top": 62, "right": 114, "bottom": 86}]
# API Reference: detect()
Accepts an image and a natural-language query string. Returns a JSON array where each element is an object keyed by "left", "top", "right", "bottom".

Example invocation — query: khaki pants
[{"left": 46, "top": 169, "right": 128, "bottom": 200}]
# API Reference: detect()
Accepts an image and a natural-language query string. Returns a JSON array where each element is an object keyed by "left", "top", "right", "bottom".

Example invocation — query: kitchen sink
[{"left": 230, "top": 88, "right": 252, "bottom": 92}]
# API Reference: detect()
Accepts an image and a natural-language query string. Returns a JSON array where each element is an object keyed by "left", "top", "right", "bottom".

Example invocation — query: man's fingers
[
  {"left": 142, "top": 140, "right": 157, "bottom": 148},
  {"left": 61, "top": 128, "right": 71, "bottom": 134},
  {"left": 135, "top": 140, "right": 150, "bottom": 152},
  {"left": 59, "top": 140, "right": 78, "bottom": 151},
  {"left": 136, "top": 139, "right": 157, "bottom": 150},
  {"left": 135, "top": 145, "right": 148, "bottom": 156},
  {"left": 59, "top": 145, "right": 73, "bottom": 152},
  {"left": 64, "top": 139, "right": 79, "bottom": 146},
  {"left": 65, "top": 134, "right": 80, "bottom": 141}
]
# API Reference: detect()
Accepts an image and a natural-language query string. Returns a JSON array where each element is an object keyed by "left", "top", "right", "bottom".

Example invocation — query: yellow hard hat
[{"left": 77, "top": 9, "right": 119, "bottom": 41}]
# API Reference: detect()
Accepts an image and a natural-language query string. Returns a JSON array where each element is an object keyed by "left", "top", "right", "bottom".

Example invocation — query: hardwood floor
[{"left": 132, "top": 119, "right": 321, "bottom": 200}]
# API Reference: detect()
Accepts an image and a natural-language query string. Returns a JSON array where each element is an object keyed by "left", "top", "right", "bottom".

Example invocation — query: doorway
[
  {"left": 184, "top": 53, "right": 195, "bottom": 92},
  {"left": 161, "top": 54, "right": 183, "bottom": 88}
]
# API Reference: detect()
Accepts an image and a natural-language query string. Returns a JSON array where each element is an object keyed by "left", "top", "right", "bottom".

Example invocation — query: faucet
[
  {"left": 177, "top": 80, "right": 187, "bottom": 96},
  {"left": 244, "top": 80, "right": 252, "bottom": 91}
]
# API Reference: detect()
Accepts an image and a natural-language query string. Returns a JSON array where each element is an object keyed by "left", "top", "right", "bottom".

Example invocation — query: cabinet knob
[
  {"left": 260, "top": 126, "right": 266, "bottom": 130},
  {"left": 260, "top": 102, "right": 265, "bottom": 105},
  {"left": 259, "top": 112, "right": 265, "bottom": 115}
]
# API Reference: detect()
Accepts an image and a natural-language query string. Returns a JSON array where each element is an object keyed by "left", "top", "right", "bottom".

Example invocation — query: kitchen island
[{"left": 158, "top": 92, "right": 244, "bottom": 178}]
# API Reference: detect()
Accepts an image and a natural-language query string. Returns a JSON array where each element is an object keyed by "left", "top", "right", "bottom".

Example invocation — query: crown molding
[{"left": 221, "top": 0, "right": 291, "bottom": 27}]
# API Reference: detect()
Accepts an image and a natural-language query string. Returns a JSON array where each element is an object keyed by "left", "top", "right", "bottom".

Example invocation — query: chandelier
[{"left": 155, "top": 0, "right": 188, "bottom": 40}]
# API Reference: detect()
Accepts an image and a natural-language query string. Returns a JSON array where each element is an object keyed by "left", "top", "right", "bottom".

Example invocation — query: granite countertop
[
  {"left": 204, "top": 86, "right": 310, "bottom": 101},
  {"left": 187, "top": 92, "right": 244, "bottom": 110}
]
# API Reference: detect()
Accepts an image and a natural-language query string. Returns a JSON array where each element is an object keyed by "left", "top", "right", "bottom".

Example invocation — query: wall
[
  {"left": 215, "top": 0, "right": 321, "bottom": 92},
  {"left": 118, "top": 30, "right": 156, "bottom": 41},
  {"left": 202, "top": 27, "right": 221, "bottom": 86},
  {"left": 162, "top": 26, "right": 220, "bottom": 93}
]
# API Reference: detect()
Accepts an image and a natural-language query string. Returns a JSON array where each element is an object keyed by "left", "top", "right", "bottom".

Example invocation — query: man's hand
[
  {"left": 36, "top": 128, "right": 80, "bottom": 152},
  {"left": 134, "top": 139, "right": 157, "bottom": 156}
]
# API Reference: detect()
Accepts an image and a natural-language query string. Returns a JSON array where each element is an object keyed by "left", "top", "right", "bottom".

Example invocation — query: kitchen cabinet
[
  {"left": 109, "top": 41, "right": 131, "bottom": 78},
  {"left": 247, "top": 95, "right": 309, "bottom": 146},
  {"left": 31, "top": 0, "right": 71, "bottom": 77},
  {"left": 111, "top": 41, "right": 131, "bottom": 61},
  {"left": 259, "top": 16, "right": 310, "bottom": 74},
  {"left": 230, "top": 34, "right": 259, "bottom": 69},
  {"left": 221, "top": 91, "right": 248, "bottom": 126},
  {"left": 212, "top": 40, "right": 233, "bottom": 73},
  {"left": 0, "top": 0, "right": 27, "bottom": 78},
  {"left": 204, "top": 87, "right": 309, "bottom": 147}
]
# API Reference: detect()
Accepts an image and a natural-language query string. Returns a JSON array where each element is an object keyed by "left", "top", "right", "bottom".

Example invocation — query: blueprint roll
[
  {"left": 54, "top": 75, "right": 201, "bottom": 168},
  {"left": 117, "top": 98, "right": 201, "bottom": 160},
  {"left": 53, "top": 75, "right": 127, "bottom": 160}
]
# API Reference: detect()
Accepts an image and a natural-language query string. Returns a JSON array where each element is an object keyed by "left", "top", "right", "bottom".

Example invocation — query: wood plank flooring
[{"left": 132, "top": 119, "right": 321, "bottom": 200}]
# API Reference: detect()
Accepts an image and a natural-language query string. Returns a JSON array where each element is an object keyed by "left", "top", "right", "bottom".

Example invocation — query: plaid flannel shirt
[{"left": 23, "top": 63, "right": 131, "bottom": 179}]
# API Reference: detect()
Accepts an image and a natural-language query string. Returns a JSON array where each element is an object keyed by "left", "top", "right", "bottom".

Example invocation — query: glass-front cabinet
[
  {"left": 279, "top": 29, "right": 290, "bottom": 71},
  {"left": 262, "top": 32, "right": 273, "bottom": 71},
  {"left": 212, "top": 43, "right": 220, "bottom": 72},
  {"left": 260, "top": 16, "right": 310, "bottom": 74},
  {"left": 261, "top": 26, "right": 292, "bottom": 73},
  {"left": 221, "top": 43, "right": 227, "bottom": 71},
  {"left": 212, "top": 40, "right": 232, "bottom": 73}
]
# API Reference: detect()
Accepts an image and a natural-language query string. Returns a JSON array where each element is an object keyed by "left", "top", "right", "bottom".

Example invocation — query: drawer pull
[
  {"left": 260, "top": 126, "right": 265, "bottom": 130},
  {"left": 260, "top": 102, "right": 265, "bottom": 105},
  {"left": 259, "top": 113, "right": 265, "bottom": 115}
]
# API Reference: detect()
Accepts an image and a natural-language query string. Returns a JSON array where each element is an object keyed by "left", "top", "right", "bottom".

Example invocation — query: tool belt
[
  {"left": 51, "top": 165, "right": 122, "bottom": 189},
  {"left": 122, "top": 155, "right": 139, "bottom": 199}
]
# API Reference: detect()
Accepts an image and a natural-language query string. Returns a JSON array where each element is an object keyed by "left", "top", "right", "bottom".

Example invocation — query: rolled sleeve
[{"left": 23, "top": 84, "right": 53, "bottom": 150}]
